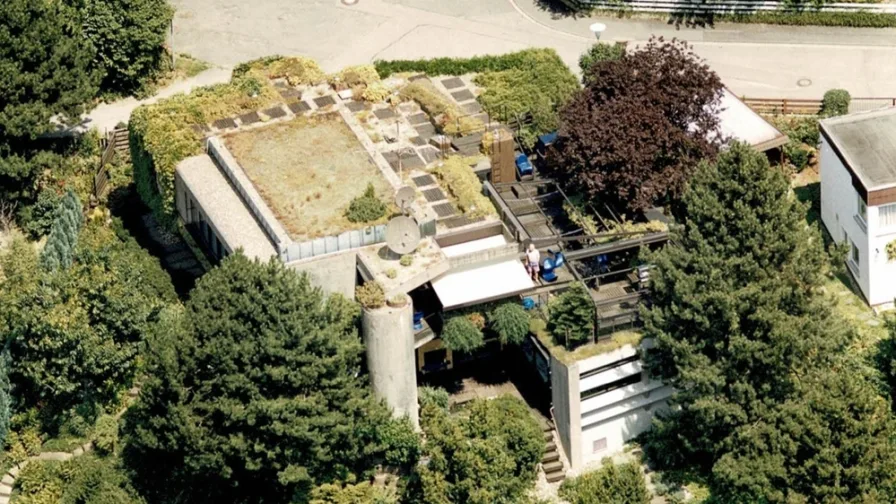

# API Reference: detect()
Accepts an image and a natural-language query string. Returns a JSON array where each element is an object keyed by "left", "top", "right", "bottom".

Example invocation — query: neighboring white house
[{"left": 820, "top": 108, "right": 896, "bottom": 308}]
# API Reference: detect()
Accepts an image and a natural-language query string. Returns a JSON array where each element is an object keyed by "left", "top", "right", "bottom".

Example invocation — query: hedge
[
  {"left": 716, "top": 11, "right": 896, "bottom": 27},
  {"left": 130, "top": 59, "right": 312, "bottom": 226},
  {"left": 374, "top": 49, "right": 574, "bottom": 78}
]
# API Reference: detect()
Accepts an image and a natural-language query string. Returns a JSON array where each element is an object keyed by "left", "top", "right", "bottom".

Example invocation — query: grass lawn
[
  {"left": 225, "top": 114, "right": 394, "bottom": 240},
  {"left": 791, "top": 167, "right": 889, "bottom": 350}
]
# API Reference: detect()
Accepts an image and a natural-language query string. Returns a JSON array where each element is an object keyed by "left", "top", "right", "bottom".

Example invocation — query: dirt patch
[{"left": 225, "top": 114, "right": 394, "bottom": 240}]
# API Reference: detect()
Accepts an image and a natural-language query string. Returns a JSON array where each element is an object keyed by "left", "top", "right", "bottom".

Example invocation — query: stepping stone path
[
  {"left": 441, "top": 77, "right": 465, "bottom": 89},
  {"left": 451, "top": 89, "right": 476, "bottom": 103},
  {"left": 288, "top": 100, "right": 312, "bottom": 114}
]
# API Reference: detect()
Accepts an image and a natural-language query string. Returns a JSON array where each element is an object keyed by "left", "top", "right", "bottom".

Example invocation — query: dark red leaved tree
[{"left": 547, "top": 37, "right": 724, "bottom": 214}]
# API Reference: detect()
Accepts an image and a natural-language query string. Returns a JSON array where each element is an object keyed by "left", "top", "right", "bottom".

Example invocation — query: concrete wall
[
  {"left": 820, "top": 136, "right": 872, "bottom": 301},
  {"left": 362, "top": 301, "right": 419, "bottom": 429},
  {"left": 287, "top": 250, "right": 358, "bottom": 300},
  {"left": 552, "top": 338, "right": 672, "bottom": 471},
  {"left": 551, "top": 356, "right": 580, "bottom": 469}
]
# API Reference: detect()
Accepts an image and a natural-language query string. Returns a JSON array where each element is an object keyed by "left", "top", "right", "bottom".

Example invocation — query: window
[
  {"left": 851, "top": 240, "right": 860, "bottom": 267},
  {"left": 593, "top": 438, "right": 607, "bottom": 454},
  {"left": 581, "top": 372, "right": 643, "bottom": 400},
  {"left": 858, "top": 194, "right": 868, "bottom": 223},
  {"left": 880, "top": 203, "right": 896, "bottom": 228}
]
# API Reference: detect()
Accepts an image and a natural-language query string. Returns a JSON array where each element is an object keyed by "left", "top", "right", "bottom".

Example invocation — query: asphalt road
[{"left": 162, "top": 0, "right": 896, "bottom": 98}]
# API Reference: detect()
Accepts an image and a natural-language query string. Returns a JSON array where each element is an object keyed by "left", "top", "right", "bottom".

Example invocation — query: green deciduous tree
[
  {"left": 547, "top": 38, "right": 722, "bottom": 214},
  {"left": 489, "top": 303, "right": 529, "bottom": 345},
  {"left": 3, "top": 224, "right": 175, "bottom": 418},
  {"left": 559, "top": 461, "right": 649, "bottom": 504},
  {"left": 0, "top": 0, "right": 100, "bottom": 141},
  {"left": 122, "top": 254, "right": 417, "bottom": 504},
  {"left": 40, "top": 190, "right": 83, "bottom": 271},
  {"left": 406, "top": 396, "right": 543, "bottom": 504},
  {"left": 440, "top": 315, "right": 485, "bottom": 353},
  {"left": 578, "top": 42, "right": 626, "bottom": 78},
  {"left": 75, "top": 0, "right": 175, "bottom": 96},
  {"left": 548, "top": 283, "right": 594, "bottom": 347}
]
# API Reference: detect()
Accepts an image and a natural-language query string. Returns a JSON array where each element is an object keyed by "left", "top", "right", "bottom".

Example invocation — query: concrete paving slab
[
  {"left": 263, "top": 105, "right": 287, "bottom": 119},
  {"left": 451, "top": 89, "right": 476, "bottom": 102},
  {"left": 287, "top": 101, "right": 312, "bottom": 114},
  {"left": 442, "top": 77, "right": 465, "bottom": 89}
]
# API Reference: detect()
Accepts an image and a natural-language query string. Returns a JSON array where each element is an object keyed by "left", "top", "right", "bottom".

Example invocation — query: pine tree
[
  {"left": 642, "top": 141, "right": 851, "bottom": 468},
  {"left": 40, "top": 190, "right": 82, "bottom": 271}
]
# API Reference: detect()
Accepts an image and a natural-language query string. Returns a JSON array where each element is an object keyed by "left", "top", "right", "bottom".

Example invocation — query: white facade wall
[
  {"left": 551, "top": 339, "right": 672, "bottom": 471},
  {"left": 820, "top": 136, "right": 896, "bottom": 306}
]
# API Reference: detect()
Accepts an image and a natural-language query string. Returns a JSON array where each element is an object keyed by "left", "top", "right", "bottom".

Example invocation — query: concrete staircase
[{"left": 541, "top": 422, "right": 566, "bottom": 484}]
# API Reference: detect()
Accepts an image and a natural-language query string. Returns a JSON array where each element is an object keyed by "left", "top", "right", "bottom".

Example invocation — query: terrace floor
[{"left": 224, "top": 114, "right": 394, "bottom": 241}]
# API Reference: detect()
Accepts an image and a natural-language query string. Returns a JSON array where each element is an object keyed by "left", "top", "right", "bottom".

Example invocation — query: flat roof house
[{"left": 820, "top": 107, "right": 896, "bottom": 308}]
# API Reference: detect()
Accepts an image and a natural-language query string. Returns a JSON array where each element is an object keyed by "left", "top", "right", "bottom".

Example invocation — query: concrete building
[
  {"left": 820, "top": 108, "right": 896, "bottom": 308},
  {"left": 169, "top": 77, "right": 788, "bottom": 479}
]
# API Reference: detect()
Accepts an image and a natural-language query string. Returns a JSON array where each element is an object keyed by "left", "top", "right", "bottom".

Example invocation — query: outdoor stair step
[
  {"left": 543, "top": 431, "right": 553, "bottom": 441},
  {"left": 545, "top": 441, "right": 556, "bottom": 452},
  {"left": 541, "top": 450, "right": 560, "bottom": 464},
  {"left": 0, "top": 485, "right": 10, "bottom": 498},
  {"left": 545, "top": 471, "right": 566, "bottom": 483},
  {"left": 542, "top": 423, "right": 553, "bottom": 432},
  {"left": 543, "top": 460, "right": 563, "bottom": 473}
]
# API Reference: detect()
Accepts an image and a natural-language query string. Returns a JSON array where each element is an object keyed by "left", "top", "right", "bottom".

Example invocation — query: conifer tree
[{"left": 40, "top": 190, "right": 82, "bottom": 271}]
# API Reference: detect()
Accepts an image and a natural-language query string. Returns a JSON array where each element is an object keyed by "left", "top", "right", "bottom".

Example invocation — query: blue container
[
  {"left": 522, "top": 297, "right": 536, "bottom": 310},
  {"left": 413, "top": 311, "right": 425, "bottom": 331}
]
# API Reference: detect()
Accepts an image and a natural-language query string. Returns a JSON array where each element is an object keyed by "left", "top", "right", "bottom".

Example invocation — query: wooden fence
[
  {"left": 94, "top": 126, "right": 129, "bottom": 198},
  {"left": 743, "top": 97, "right": 896, "bottom": 116}
]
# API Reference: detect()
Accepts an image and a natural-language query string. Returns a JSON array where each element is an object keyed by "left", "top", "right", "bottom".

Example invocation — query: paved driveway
[{"left": 168, "top": 0, "right": 896, "bottom": 98}]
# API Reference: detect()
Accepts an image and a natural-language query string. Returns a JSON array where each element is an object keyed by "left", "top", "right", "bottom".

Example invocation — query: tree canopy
[
  {"left": 75, "top": 0, "right": 175, "bottom": 96},
  {"left": 641, "top": 141, "right": 896, "bottom": 501},
  {"left": 0, "top": 0, "right": 101, "bottom": 142},
  {"left": 122, "top": 254, "right": 417, "bottom": 504},
  {"left": 1, "top": 223, "right": 175, "bottom": 419},
  {"left": 406, "top": 396, "right": 543, "bottom": 504},
  {"left": 546, "top": 38, "right": 723, "bottom": 214}
]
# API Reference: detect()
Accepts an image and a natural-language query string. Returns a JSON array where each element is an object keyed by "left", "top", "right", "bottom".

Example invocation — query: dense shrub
[
  {"left": 14, "top": 455, "right": 145, "bottom": 504},
  {"left": 310, "top": 481, "right": 399, "bottom": 504},
  {"left": 361, "top": 81, "right": 391, "bottom": 102},
  {"left": 377, "top": 416, "right": 421, "bottom": 467},
  {"left": 473, "top": 49, "right": 579, "bottom": 146},
  {"left": 129, "top": 68, "right": 284, "bottom": 225},
  {"left": 330, "top": 64, "right": 380, "bottom": 87},
  {"left": 784, "top": 140, "right": 810, "bottom": 170},
  {"left": 20, "top": 187, "right": 62, "bottom": 239},
  {"left": 346, "top": 183, "right": 387, "bottom": 223},
  {"left": 441, "top": 315, "right": 485, "bottom": 352},
  {"left": 579, "top": 42, "right": 627, "bottom": 77},
  {"left": 717, "top": 11, "right": 896, "bottom": 27},
  {"left": 232, "top": 55, "right": 326, "bottom": 86},
  {"left": 769, "top": 115, "right": 819, "bottom": 147},
  {"left": 407, "top": 395, "right": 543, "bottom": 504},
  {"left": 559, "top": 461, "right": 650, "bottom": 504},
  {"left": 356, "top": 281, "right": 386, "bottom": 309},
  {"left": 821, "top": 88, "right": 851, "bottom": 117},
  {"left": 418, "top": 386, "right": 450, "bottom": 411},
  {"left": 433, "top": 156, "right": 497, "bottom": 218},
  {"left": 93, "top": 414, "right": 119, "bottom": 454},
  {"left": 548, "top": 283, "right": 595, "bottom": 347},
  {"left": 489, "top": 302, "right": 530, "bottom": 345}
]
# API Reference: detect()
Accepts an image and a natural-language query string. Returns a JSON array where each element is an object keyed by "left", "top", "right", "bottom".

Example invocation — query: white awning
[{"left": 431, "top": 259, "right": 535, "bottom": 310}]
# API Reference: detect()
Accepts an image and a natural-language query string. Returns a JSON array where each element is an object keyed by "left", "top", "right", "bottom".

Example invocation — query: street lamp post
[{"left": 589, "top": 22, "right": 607, "bottom": 40}]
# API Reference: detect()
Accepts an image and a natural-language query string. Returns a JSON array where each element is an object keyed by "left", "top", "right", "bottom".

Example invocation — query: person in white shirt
[{"left": 526, "top": 243, "right": 541, "bottom": 281}]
